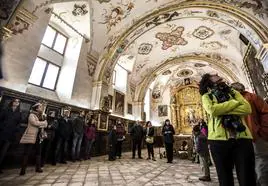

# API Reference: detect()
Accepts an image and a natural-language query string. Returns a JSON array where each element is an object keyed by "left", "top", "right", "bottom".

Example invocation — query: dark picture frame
[
  {"left": 45, "top": 106, "right": 61, "bottom": 118},
  {"left": 158, "top": 105, "right": 168, "bottom": 117},
  {"left": 97, "top": 113, "right": 108, "bottom": 131},
  {"left": 114, "top": 90, "right": 124, "bottom": 116},
  {"left": 127, "top": 103, "right": 132, "bottom": 114}
]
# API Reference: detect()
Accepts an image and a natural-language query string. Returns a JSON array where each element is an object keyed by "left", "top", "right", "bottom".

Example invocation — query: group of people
[
  {"left": 109, "top": 119, "right": 175, "bottom": 163},
  {"left": 0, "top": 101, "right": 97, "bottom": 175},
  {"left": 198, "top": 73, "right": 268, "bottom": 186}
]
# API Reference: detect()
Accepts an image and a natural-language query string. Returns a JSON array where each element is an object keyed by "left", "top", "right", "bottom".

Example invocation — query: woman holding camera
[{"left": 199, "top": 73, "right": 255, "bottom": 186}]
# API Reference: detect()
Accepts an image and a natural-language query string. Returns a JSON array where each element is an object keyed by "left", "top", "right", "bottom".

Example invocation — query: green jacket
[{"left": 202, "top": 89, "right": 252, "bottom": 141}]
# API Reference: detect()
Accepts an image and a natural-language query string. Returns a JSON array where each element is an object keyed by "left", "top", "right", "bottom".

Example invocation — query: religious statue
[{"left": 187, "top": 107, "right": 196, "bottom": 126}]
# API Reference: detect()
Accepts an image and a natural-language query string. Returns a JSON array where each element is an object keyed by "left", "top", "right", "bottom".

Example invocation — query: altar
[{"left": 170, "top": 82, "right": 207, "bottom": 135}]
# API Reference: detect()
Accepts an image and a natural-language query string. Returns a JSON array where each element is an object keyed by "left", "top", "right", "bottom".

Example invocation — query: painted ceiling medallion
[
  {"left": 138, "top": 43, "right": 153, "bottom": 55},
  {"left": 97, "top": 0, "right": 111, "bottom": 3},
  {"left": 194, "top": 63, "right": 206, "bottom": 68},
  {"left": 155, "top": 26, "right": 188, "bottom": 50},
  {"left": 177, "top": 69, "right": 193, "bottom": 77},
  {"left": 200, "top": 41, "right": 227, "bottom": 50},
  {"left": 99, "top": 1, "right": 134, "bottom": 33},
  {"left": 72, "top": 4, "right": 88, "bottom": 16},
  {"left": 192, "top": 26, "right": 214, "bottom": 40},
  {"left": 162, "top": 70, "right": 172, "bottom": 75}
]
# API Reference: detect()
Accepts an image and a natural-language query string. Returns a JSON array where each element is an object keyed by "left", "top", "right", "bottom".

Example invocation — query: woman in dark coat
[
  {"left": 145, "top": 121, "right": 156, "bottom": 161},
  {"left": 162, "top": 119, "right": 175, "bottom": 163},
  {"left": 108, "top": 125, "right": 117, "bottom": 161},
  {"left": 0, "top": 98, "right": 21, "bottom": 173}
]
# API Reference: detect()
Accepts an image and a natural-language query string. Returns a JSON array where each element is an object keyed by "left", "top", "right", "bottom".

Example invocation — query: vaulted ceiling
[{"left": 42, "top": 0, "right": 268, "bottom": 101}]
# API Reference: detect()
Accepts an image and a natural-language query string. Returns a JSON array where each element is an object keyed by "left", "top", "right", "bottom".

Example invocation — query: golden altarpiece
[{"left": 170, "top": 81, "right": 207, "bottom": 135}]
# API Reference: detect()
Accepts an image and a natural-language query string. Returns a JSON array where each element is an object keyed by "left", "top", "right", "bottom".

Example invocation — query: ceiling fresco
[{"left": 89, "top": 0, "right": 268, "bottom": 55}]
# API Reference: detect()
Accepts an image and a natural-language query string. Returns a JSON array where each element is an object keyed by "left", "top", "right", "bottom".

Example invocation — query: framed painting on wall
[
  {"left": 127, "top": 103, "right": 132, "bottom": 114},
  {"left": 108, "top": 95, "right": 113, "bottom": 111},
  {"left": 114, "top": 90, "right": 124, "bottom": 116},
  {"left": 97, "top": 113, "right": 109, "bottom": 131},
  {"left": 158, "top": 105, "right": 168, "bottom": 117}
]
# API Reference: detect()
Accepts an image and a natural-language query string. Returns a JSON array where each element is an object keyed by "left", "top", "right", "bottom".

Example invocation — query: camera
[
  {"left": 222, "top": 115, "right": 246, "bottom": 132},
  {"left": 211, "top": 83, "right": 246, "bottom": 132}
]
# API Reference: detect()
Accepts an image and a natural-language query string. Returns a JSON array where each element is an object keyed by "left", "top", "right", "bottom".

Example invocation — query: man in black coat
[
  {"left": 130, "top": 120, "right": 144, "bottom": 159},
  {"left": 0, "top": 99, "right": 21, "bottom": 173},
  {"left": 54, "top": 109, "right": 72, "bottom": 164}
]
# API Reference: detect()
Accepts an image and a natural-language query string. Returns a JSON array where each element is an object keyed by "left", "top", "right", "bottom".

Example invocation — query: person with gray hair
[{"left": 231, "top": 82, "right": 268, "bottom": 186}]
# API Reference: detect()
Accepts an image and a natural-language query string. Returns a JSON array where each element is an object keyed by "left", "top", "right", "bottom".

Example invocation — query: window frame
[
  {"left": 28, "top": 56, "right": 61, "bottom": 91},
  {"left": 41, "top": 25, "right": 68, "bottom": 55}
]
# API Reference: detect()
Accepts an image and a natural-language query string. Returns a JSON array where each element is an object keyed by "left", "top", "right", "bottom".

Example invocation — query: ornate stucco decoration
[
  {"left": 72, "top": 4, "right": 88, "bottom": 16},
  {"left": 1, "top": 7, "right": 37, "bottom": 39},
  {"left": 87, "top": 54, "right": 98, "bottom": 77}
]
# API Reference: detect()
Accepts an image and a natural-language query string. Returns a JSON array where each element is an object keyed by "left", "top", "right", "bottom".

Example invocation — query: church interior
[{"left": 0, "top": 0, "right": 268, "bottom": 185}]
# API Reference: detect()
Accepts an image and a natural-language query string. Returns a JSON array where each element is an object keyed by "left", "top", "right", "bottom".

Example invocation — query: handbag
[
  {"left": 39, "top": 129, "right": 48, "bottom": 143},
  {"left": 145, "top": 136, "right": 154, "bottom": 144}
]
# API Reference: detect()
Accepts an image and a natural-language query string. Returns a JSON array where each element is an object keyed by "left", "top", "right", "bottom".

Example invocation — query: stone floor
[{"left": 0, "top": 150, "right": 236, "bottom": 186}]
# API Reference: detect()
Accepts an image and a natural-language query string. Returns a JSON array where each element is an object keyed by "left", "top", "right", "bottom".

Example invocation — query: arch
[
  {"left": 135, "top": 56, "right": 239, "bottom": 102},
  {"left": 96, "top": 1, "right": 268, "bottom": 84}
]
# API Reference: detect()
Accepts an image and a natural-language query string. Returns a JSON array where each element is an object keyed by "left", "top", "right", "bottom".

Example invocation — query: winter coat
[
  {"left": 57, "top": 117, "right": 73, "bottom": 140},
  {"left": 45, "top": 116, "right": 58, "bottom": 140},
  {"left": 108, "top": 129, "right": 117, "bottom": 147},
  {"left": 242, "top": 91, "right": 268, "bottom": 141},
  {"left": 20, "top": 112, "right": 47, "bottom": 144},
  {"left": 162, "top": 124, "right": 175, "bottom": 144},
  {"left": 194, "top": 133, "right": 209, "bottom": 156},
  {"left": 85, "top": 124, "right": 96, "bottom": 141},
  {"left": 130, "top": 124, "right": 144, "bottom": 140},
  {"left": 0, "top": 107, "right": 21, "bottom": 141},
  {"left": 145, "top": 127, "right": 154, "bottom": 137},
  {"left": 72, "top": 116, "right": 84, "bottom": 135},
  {"left": 202, "top": 89, "right": 252, "bottom": 141},
  {"left": 116, "top": 124, "right": 126, "bottom": 141}
]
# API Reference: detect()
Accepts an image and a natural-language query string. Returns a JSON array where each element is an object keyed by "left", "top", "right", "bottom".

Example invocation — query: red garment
[
  {"left": 85, "top": 125, "right": 96, "bottom": 140},
  {"left": 242, "top": 91, "right": 268, "bottom": 141}
]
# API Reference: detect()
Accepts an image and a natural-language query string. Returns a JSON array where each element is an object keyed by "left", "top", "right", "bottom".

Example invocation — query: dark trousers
[
  {"left": 146, "top": 143, "right": 154, "bottom": 158},
  {"left": 20, "top": 141, "right": 41, "bottom": 173},
  {"left": 165, "top": 143, "right": 173, "bottom": 162},
  {"left": 0, "top": 140, "right": 11, "bottom": 169},
  {"left": 41, "top": 138, "right": 53, "bottom": 165},
  {"left": 132, "top": 139, "right": 142, "bottom": 158},
  {"left": 210, "top": 139, "right": 256, "bottom": 186},
  {"left": 116, "top": 141, "right": 123, "bottom": 157},
  {"left": 54, "top": 137, "right": 68, "bottom": 163},
  {"left": 84, "top": 139, "right": 94, "bottom": 159},
  {"left": 109, "top": 144, "right": 116, "bottom": 160}
]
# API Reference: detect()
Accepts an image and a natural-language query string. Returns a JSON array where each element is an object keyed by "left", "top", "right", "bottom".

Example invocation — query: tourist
[
  {"left": 115, "top": 120, "right": 126, "bottom": 159},
  {"left": 162, "top": 119, "right": 175, "bottom": 163},
  {"left": 84, "top": 118, "right": 96, "bottom": 160},
  {"left": 145, "top": 121, "right": 156, "bottom": 161},
  {"left": 0, "top": 98, "right": 21, "bottom": 173},
  {"left": 199, "top": 73, "right": 255, "bottom": 186},
  {"left": 130, "top": 120, "right": 144, "bottom": 159},
  {"left": 193, "top": 125, "right": 211, "bottom": 182},
  {"left": 19, "top": 102, "right": 47, "bottom": 175},
  {"left": 108, "top": 124, "right": 117, "bottom": 161},
  {"left": 41, "top": 111, "right": 58, "bottom": 166},
  {"left": 231, "top": 82, "right": 268, "bottom": 186},
  {"left": 71, "top": 110, "right": 85, "bottom": 161}
]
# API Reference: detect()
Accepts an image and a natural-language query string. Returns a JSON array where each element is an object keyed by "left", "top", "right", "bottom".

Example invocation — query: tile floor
[{"left": 0, "top": 150, "right": 238, "bottom": 186}]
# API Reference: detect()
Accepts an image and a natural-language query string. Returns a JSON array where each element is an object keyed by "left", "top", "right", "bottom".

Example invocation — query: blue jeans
[
  {"left": 84, "top": 139, "right": 94, "bottom": 159},
  {"left": 254, "top": 138, "right": 268, "bottom": 186},
  {"left": 72, "top": 133, "right": 83, "bottom": 160}
]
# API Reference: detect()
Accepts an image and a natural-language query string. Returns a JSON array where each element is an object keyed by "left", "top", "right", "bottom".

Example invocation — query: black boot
[
  {"left": 19, "top": 155, "right": 28, "bottom": 176},
  {"left": 35, "top": 156, "right": 43, "bottom": 173}
]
